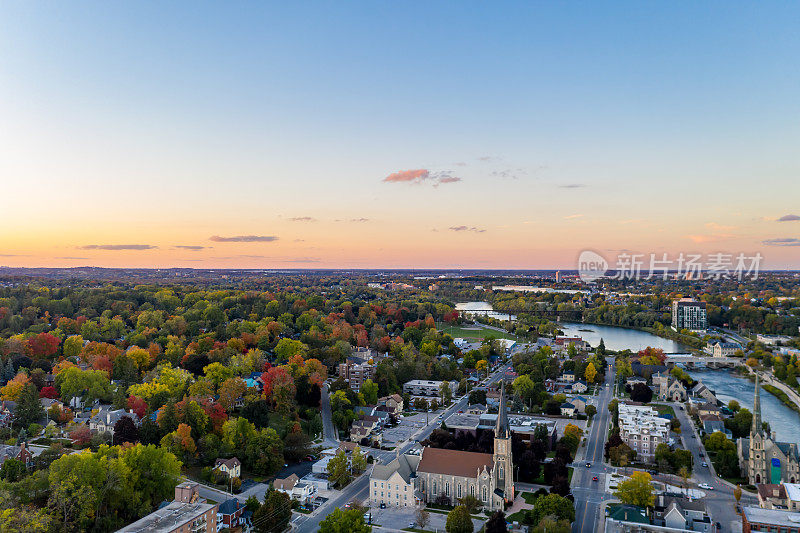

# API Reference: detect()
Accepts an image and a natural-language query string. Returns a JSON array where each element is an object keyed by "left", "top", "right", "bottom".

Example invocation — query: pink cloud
[
  {"left": 382, "top": 169, "right": 461, "bottom": 186},
  {"left": 383, "top": 169, "right": 430, "bottom": 183}
]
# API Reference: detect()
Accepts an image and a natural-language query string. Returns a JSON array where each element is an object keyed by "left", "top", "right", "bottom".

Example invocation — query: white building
[
  {"left": 617, "top": 403, "right": 670, "bottom": 462},
  {"left": 369, "top": 452, "right": 421, "bottom": 508},
  {"left": 403, "top": 380, "right": 456, "bottom": 398}
]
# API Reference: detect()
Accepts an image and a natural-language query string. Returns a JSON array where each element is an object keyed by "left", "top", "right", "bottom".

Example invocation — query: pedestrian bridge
[{"left": 664, "top": 355, "right": 741, "bottom": 368}]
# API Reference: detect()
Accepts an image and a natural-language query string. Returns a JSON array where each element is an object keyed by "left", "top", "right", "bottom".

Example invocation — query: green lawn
[
  {"left": 651, "top": 404, "right": 676, "bottom": 417},
  {"left": 521, "top": 492, "right": 538, "bottom": 505},
  {"left": 507, "top": 510, "right": 527, "bottom": 524}
]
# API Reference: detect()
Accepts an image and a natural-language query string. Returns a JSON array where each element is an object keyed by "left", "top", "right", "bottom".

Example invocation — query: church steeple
[
  {"left": 495, "top": 381, "right": 510, "bottom": 439},
  {"left": 752, "top": 374, "right": 763, "bottom": 437}
]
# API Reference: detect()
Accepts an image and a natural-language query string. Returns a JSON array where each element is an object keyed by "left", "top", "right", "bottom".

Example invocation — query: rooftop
[
  {"left": 743, "top": 506, "right": 800, "bottom": 527},
  {"left": 116, "top": 501, "right": 217, "bottom": 533}
]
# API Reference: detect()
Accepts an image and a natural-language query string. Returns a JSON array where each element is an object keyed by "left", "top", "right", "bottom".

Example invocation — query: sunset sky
[{"left": 1, "top": 2, "right": 799, "bottom": 269}]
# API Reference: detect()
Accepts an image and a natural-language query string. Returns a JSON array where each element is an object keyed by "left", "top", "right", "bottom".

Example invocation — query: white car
[{"left": 698, "top": 483, "right": 714, "bottom": 490}]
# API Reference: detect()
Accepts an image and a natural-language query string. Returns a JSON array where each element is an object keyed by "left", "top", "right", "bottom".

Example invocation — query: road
[
  {"left": 320, "top": 383, "right": 339, "bottom": 447},
  {"left": 673, "top": 403, "right": 756, "bottom": 533},
  {"left": 571, "top": 357, "right": 615, "bottom": 533},
  {"left": 294, "top": 361, "right": 513, "bottom": 533}
]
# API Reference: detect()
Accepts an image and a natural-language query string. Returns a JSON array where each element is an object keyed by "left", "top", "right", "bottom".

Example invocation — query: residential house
[
  {"left": 560, "top": 402, "right": 576, "bottom": 417},
  {"left": 0, "top": 401, "right": 16, "bottom": 427},
  {"left": 216, "top": 498, "right": 244, "bottom": 531},
  {"left": 89, "top": 408, "right": 140, "bottom": 436},
  {"left": 757, "top": 483, "right": 800, "bottom": 511},
  {"left": 653, "top": 494, "right": 712, "bottom": 532},
  {"left": 213, "top": 457, "right": 241, "bottom": 479},
  {"left": 0, "top": 443, "right": 34, "bottom": 468},
  {"left": 378, "top": 394, "right": 404, "bottom": 415},
  {"left": 691, "top": 382, "right": 718, "bottom": 404},
  {"left": 570, "top": 396, "right": 589, "bottom": 414},
  {"left": 569, "top": 381, "right": 588, "bottom": 394},
  {"left": 696, "top": 402, "right": 721, "bottom": 418},
  {"left": 561, "top": 371, "right": 575, "bottom": 383},
  {"left": 274, "top": 474, "right": 316, "bottom": 504}
]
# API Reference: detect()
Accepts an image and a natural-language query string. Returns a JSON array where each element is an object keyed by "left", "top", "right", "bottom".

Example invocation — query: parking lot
[
  {"left": 368, "top": 505, "right": 484, "bottom": 532},
  {"left": 380, "top": 412, "right": 436, "bottom": 447}
]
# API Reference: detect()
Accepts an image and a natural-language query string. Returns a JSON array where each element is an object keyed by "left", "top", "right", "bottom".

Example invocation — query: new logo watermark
[{"left": 577, "top": 251, "right": 763, "bottom": 282}]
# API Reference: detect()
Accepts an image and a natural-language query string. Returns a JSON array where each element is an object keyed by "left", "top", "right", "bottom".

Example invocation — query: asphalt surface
[
  {"left": 673, "top": 402, "right": 756, "bottom": 533},
  {"left": 571, "top": 357, "right": 615, "bottom": 533},
  {"left": 294, "top": 361, "right": 513, "bottom": 533}
]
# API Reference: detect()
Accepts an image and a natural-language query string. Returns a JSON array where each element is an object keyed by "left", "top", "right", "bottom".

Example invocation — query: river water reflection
[
  {"left": 558, "top": 322, "right": 693, "bottom": 353},
  {"left": 687, "top": 369, "right": 800, "bottom": 447}
]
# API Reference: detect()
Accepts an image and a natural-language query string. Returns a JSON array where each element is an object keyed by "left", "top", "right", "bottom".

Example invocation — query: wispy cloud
[
  {"left": 174, "top": 245, "right": 209, "bottom": 251},
  {"left": 0, "top": 253, "right": 31, "bottom": 257},
  {"left": 477, "top": 156, "right": 501, "bottom": 162},
  {"left": 705, "top": 222, "right": 737, "bottom": 232},
  {"left": 56, "top": 256, "right": 89, "bottom": 260},
  {"left": 564, "top": 214, "right": 583, "bottom": 220},
  {"left": 79, "top": 244, "right": 157, "bottom": 250},
  {"left": 491, "top": 168, "right": 527, "bottom": 180},
  {"left": 288, "top": 216, "right": 317, "bottom": 222},
  {"left": 763, "top": 237, "right": 800, "bottom": 246},
  {"left": 778, "top": 214, "right": 800, "bottom": 222},
  {"left": 558, "top": 183, "right": 585, "bottom": 189},
  {"left": 686, "top": 234, "right": 736, "bottom": 243},
  {"left": 449, "top": 226, "right": 486, "bottom": 233},
  {"left": 335, "top": 217, "right": 371, "bottom": 223},
  {"left": 382, "top": 169, "right": 461, "bottom": 186},
  {"left": 209, "top": 235, "right": 278, "bottom": 242}
]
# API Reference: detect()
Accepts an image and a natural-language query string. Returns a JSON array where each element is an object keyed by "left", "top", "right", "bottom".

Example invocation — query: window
[
  {"left": 482, "top": 486, "right": 487, "bottom": 502},
  {"left": 446, "top": 482, "right": 450, "bottom": 496},
  {"left": 471, "top": 485, "right": 475, "bottom": 497},
  {"left": 457, "top": 484, "right": 462, "bottom": 498},
  {"left": 499, "top": 466, "right": 504, "bottom": 480}
]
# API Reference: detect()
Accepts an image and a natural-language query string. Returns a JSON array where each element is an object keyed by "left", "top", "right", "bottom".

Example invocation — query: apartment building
[
  {"left": 617, "top": 403, "right": 670, "bottom": 462},
  {"left": 672, "top": 298, "right": 707, "bottom": 331}
]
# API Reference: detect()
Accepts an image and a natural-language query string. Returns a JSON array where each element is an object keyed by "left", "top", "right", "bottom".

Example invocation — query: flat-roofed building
[{"left": 618, "top": 403, "right": 670, "bottom": 462}]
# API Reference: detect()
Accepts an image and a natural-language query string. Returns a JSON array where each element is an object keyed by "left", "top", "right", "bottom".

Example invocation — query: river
[
  {"left": 687, "top": 369, "right": 800, "bottom": 447},
  {"left": 558, "top": 322, "right": 693, "bottom": 353},
  {"left": 455, "top": 302, "right": 516, "bottom": 321}
]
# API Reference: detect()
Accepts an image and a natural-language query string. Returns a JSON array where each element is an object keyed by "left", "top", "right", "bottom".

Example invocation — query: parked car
[
  {"left": 585, "top": 462, "right": 591, "bottom": 468},
  {"left": 699, "top": 483, "right": 714, "bottom": 490},
  {"left": 701, "top": 461, "right": 708, "bottom": 467},
  {"left": 592, "top": 476, "right": 598, "bottom": 482}
]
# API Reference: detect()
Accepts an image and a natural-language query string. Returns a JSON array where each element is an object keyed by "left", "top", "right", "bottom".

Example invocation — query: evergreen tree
[{"left": 14, "top": 383, "right": 44, "bottom": 428}]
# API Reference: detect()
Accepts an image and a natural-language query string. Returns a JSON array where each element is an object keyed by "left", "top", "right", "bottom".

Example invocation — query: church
[
  {"left": 413, "top": 382, "right": 514, "bottom": 511},
  {"left": 370, "top": 382, "right": 514, "bottom": 511},
  {"left": 737, "top": 375, "right": 800, "bottom": 485}
]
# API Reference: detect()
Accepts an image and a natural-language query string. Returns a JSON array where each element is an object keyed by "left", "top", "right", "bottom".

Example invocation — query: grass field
[{"left": 437, "top": 323, "right": 518, "bottom": 341}]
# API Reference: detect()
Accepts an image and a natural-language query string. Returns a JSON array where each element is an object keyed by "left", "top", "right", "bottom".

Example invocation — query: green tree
[
  {"left": 528, "top": 493, "right": 575, "bottom": 524},
  {"left": 446, "top": 505, "right": 473, "bottom": 533},
  {"left": 532, "top": 517, "right": 571, "bottom": 533},
  {"left": 327, "top": 449, "right": 351, "bottom": 488},
  {"left": 0, "top": 457, "right": 26, "bottom": 481},
  {"left": 14, "top": 382, "right": 44, "bottom": 428},
  {"left": 486, "top": 511, "right": 507, "bottom": 533},
  {"left": 513, "top": 374, "right": 535, "bottom": 405},
  {"left": 440, "top": 381, "right": 453, "bottom": 404},
  {"left": 57, "top": 367, "right": 113, "bottom": 406},
  {"left": 615, "top": 471, "right": 655, "bottom": 507},
  {"left": 253, "top": 490, "right": 292, "bottom": 533},
  {"left": 318, "top": 507, "right": 371, "bottom": 533},
  {"left": 116, "top": 444, "right": 182, "bottom": 515},
  {"left": 361, "top": 379, "right": 379, "bottom": 405},
  {"left": 585, "top": 404, "right": 597, "bottom": 417},
  {"left": 351, "top": 446, "right": 367, "bottom": 474}
]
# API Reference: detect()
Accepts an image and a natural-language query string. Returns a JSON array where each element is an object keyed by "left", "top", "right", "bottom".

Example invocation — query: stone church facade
[
  {"left": 414, "top": 382, "right": 515, "bottom": 511},
  {"left": 738, "top": 375, "right": 800, "bottom": 485}
]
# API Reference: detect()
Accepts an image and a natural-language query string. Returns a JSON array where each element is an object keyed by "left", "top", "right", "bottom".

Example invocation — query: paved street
[
  {"left": 571, "top": 357, "right": 615, "bottom": 533},
  {"left": 672, "top": 402, "right": 756, "bottom": 533}
]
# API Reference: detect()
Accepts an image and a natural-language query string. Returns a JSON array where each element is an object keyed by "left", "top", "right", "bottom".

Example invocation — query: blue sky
[{"left": 1, "top": 2, "right": 799, "bottom": 268}]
